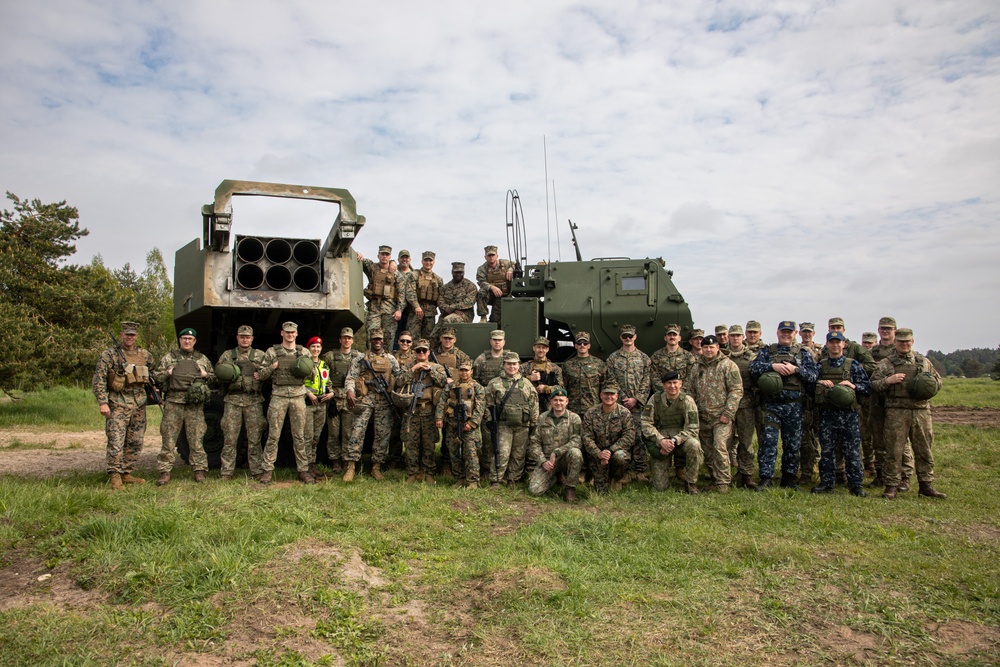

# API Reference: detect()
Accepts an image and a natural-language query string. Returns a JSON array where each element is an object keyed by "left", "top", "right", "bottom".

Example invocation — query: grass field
[
  {"left": 1, "top": 382, "right": 998, "bottom": 666},
  {"left": 934, "top": 377, "right": 1000, "bottom": 409}
]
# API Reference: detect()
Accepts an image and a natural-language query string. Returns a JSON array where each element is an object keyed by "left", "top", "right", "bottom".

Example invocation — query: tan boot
[
  {"left": 343, "top": 462, "right": 356, "bottom": 482},
  {"left": 120, "top": 473, "right": 145, "bottom": 485},
  {"left": 371, "top": 463, "right": 384, "bottom": 481},
  {"left": 466, "top": 481, "right": 478, "bottom": 490},
  {"left": 193, "top": 470, "right": 206, "bottom": 483},
  {"left": 405, "top": 474, "right": 419, "bottom": 484},
  {"left": 918, "top": 481, "right": 946, "bottom": 499},
  {"left": 220, "top": 474, "right": 232, "bottom": 481},
  {"left": 424, "top": 474, "right": 436, "bottom": 486},
  {"left": 257, "top": 470, "right": 272, "bottom": 485},
  {"left": 156, "top": 472, "right": 171, "bottom": 486},
  {"left": 298, "top": 470, "right": 317, "bottom": 484},
  {"left": 109, "top": 472, "right": 124, "bottom": 491},
  {"left": 685, "top": 482, "right": 700, "bottom": 495}
]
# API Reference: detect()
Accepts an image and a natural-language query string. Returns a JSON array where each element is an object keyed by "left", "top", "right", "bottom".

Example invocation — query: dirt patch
[
  {"left": 490, "top": 499, "right": 545, "bottom": 537},
  {"left": 932, "top": 405, "right": 1000, "bottom": 428},
  {"left": 928, "top": 619, "right": 1000, "bottom": 657},
  {"left": 0, "top": 429, "right": 160, "bottom": 477},
  {"left": 0, "top": 550, "right": 106, "bottom": 612},
  {"left": 815, "top": 625, "right": 881, "bottom": 662},
  {"left": 473, "top": 566, "right": 568, "bottom": 602}
]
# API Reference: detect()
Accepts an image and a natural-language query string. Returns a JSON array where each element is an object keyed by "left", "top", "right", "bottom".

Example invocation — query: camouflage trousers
[
  {"left": 728, "top": 403, "right": 756, "bottom": 476},
  {"left": 817, "top": 409, "right": 864, "bottom": 489},
  {"left": 105, "top": 400, "right": 147, "bottom": 474},
  {"left": 265, "top": 395, "right": 309, "bottom": 472},
  {"left": 303, "top": 402, "right": 328, "bottom": 465},
  {"left": 403, "top": 406, "right": 440, "bottom": 476},
  {"left": 346, "top": 397, "right": 394, "bottom": 465},
  {"left": 589, "top": 450, "right": 631, "bottom": 494},
  {"left": 798, "top": 400, "right": 822, "bottom": 476},
  {"left": 629, "top": 410, "right": 648, "bottom": 475},
  {"left": 488, "top": 422, "right": 531, "bottom": 484},
  {"left": 325, "top": 400, "right": 354, "bottom": 462},
  {"left": 366, "top": 302, "right": 398, "bottom": 347},
  {"left": 883, "top": 407, "right": 935, "bottom": 487},
  {"left": 220, "top": 399, "right": 265, "bottom": 476},
  {"left": 758, "top": 400, "right": 804, "bottom": 480},
  {"left": 649, "top": 438, "right": 702, "bottom": 491},
  {"left": 698, "top": 415, "right": 733, "bottom": 486},
  {"left": 158, "top": 402, "right": 207, "bottom": 473},
  {"left": 870, "top": 398, "right": 915, "bottom": 479},
  {"left": 476, "top": 288, "right": 504, "bottom": 323},
  {"left": 528, "top": 448, "right": 583, "bottom": 496},
  {"left": 859, "top": 397, "right": 874, "bottom": 468},
  {"left": 440, "top": 311, "right": 473, "bottom": 325},
  {"left": 406, "top": 305, "right": 438, "bottom": 340},
  {"left": 444, "top": 422, "right": 481, "bottom": 483}
]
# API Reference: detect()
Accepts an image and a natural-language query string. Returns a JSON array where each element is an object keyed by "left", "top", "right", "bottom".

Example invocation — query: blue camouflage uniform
[
  {"left": 814, "top": 356, "right": 871, "bottom": 491},
  {"left": 750, "top": 344, "right": 819, "bottom": 483}
]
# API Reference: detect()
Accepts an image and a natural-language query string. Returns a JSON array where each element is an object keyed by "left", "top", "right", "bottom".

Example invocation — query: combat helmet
[
  {"left": 214, "top": 362, "right": 241, "bottom": 383},
  {"left": 185, "top": 380, "right": 212, "bottom": 405},
  {"left": 646, "top": 440, "right": 670, "bottom": 461},
  {"left": 291, "top": 355, "right": 315, "bottom": 379},
  {"left": 756, "top": 371, "right": 784, "bottom": 397},
  {"left": 827, "top": 384, "right": 855, "bottom": 409},
  {"left": 908, "top": 372, "right": 939, "bottom": 400}
]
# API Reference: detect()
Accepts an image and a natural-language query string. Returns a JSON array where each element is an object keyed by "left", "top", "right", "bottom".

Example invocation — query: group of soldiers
[{"left": 93, "top": 243, "right": 946, "bottom": 502}]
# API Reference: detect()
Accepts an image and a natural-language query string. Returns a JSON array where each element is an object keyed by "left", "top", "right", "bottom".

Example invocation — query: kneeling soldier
[
  {"left": 528, "top": 387, "right": 584, "bottom": 502},
  {"left": 641, "top": 371, "right": 702, "bottom": 494},
  {"left": 582, "top": 383, "right": 635, "bottom": 493}
]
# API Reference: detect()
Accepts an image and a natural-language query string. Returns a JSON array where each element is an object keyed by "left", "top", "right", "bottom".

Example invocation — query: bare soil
[{"left": 931, "top": 405, "right": 1000, "bottom": 427}]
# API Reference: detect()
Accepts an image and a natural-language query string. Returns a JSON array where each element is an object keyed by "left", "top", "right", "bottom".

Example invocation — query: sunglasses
[
  {"left": 620, "top": 333, "right": 634, "bottom": 339},
  {"left": 399, "top": 339, "right": 412, "bottom": 344},
  {"left": 574, "top": 341, "right": 590, "bottom": 346}
]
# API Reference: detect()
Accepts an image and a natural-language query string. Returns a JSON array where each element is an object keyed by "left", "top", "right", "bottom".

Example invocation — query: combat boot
[
  {"left": 918, "top": 481, "right": 947, "bottom": 499},
  {"left": 684, "top": 482, "right": 700, "bottom": 495},
  {"left": 193, "top": 470, "right": 206, "bottom": 483},
  {"left": 882, "top": 485, "right": 898, "bottom": 500},
  {"left": 120, "top": 473, "right": 145, "bottom": 485},
  {"left": 440, "top": 463, "right": 452, "bottom": 479},
  {"left": 298, "top": 470, "right": 316, "bottom": 484},
  {"left": 797, "top": 471, "right": 813, "bottom": 487},
  {"left": 897, "top": 476, "right": 910, "bottom": 493},
  {"left": 156, "top": 472, "right": 171, "bottom": 486},
  {"left": 370, "top": 463, "right": 384, "bottom": 481},
  {"left": 330, "top": 459, "right": 343, "bottom": 474},
  {"left": 424, "top": 474, "right": 436, "bottom": 486},
  {"left": 405, "top": 474, "right": 419, "bottom": 484},
  {"left": 220, "top": 474, "right": 232, "bottom": 481},
  {"left": 705, "top": 484, "right": 729, "bottom": 493},
  {"left": 342, "top": 462, "right": 356, "bottom": 482},
  {"left": 109, "top": 472, "right": 124, "bottom": 491},
  {"left": 868, "top": 473, "right": 884, "bottom": 488},
  {"left": 466, "top": 481, "right": 478, "bottom": 490},
  {"left": 308, "top": 464, "right": 326, "bottom": 480},
  {"left": 564, "top": 487, "right": 578, "bottom": 503},
  {"left": 779, "top": 473, "right": 798, "bottom": 491},
  {"left": 740, "top": 473, "right": 757, "bottom": 490},
  {"left": 849, "top": 487, "right": 866, "bottom": 497},
  {"left": 864, "top": 463, "right": 876, "bottom": 478},
  {"left": 755, "top": 477, "right": 772, "bottom": 492},
  {"left": 811, "top": 483, "right": 835, "bottom": 494},
  {"left": 257, "top": 470, "right": 272, "bottom": 485}
]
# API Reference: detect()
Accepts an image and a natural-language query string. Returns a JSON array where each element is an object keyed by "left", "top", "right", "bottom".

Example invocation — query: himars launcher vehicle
[{"left": 173, "top": 180, "right": 694, "bottom": 466}]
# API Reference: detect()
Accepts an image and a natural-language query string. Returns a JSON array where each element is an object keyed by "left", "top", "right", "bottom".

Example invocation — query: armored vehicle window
[{"left": 619, "top": 275, "right": 646, "bottom": 293}]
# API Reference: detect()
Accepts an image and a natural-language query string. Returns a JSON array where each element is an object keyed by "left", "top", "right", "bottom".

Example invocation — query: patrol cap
[
  {"left": 661, "top": 370, "right": 680, "bottom": 383},
  {"left": 895, "top": 328, "right": 914, "bottom": 341},
  {"left": 702, "top": 334, "right": 720, "bottom": 346},
  {"left": 879, "top": 316, "right": 897, "bottom": 328},
  {"left": 534, "top": 336, "right": 550, "bottom": 347},
  {"left": 397, "top": 248, "right": 409, "bottom": 257},
  {"left": 689, "top": 329, "right": 704, "bottom": 339},
  {"left": 746, "top": 320, "right": 762, "bottom": 332},
  {"left": 550, "top": 387, "right": 568, "bottom": 398},
  {"left": 237, "top": 325, "right": 254, "bottom": 336},
  {"left": 484, "top": 245, "right": 498, "bottom": 254},
  {"left": 490, "top": 329, "right": 506, "bottom": 340},
  {"left": 458, "top": 360, "right": 473, "bottom": 371},
  {"left": 828, "top": 317, "right": 845, "bottom": 328},
  {"left": 800, "top": 322, "right": 815, "bottom": 332},
  {"left": 620, "top": 324, "right": 636, "bottom": 335},
  {"left": 503, "top": 351, "right": 520, "bottom": 362},
  {"left": 421, "top": 251, "right": 435, "bottom": 260},
  {"left": 575, "top": 331, "right": 591, "bottom": 343},
  {"left": 307, "top": 336, "right": 322, "bottom": 347},
  {"left": 379, "top": 245, "right": 393, "bottom": 254},
  {"left": 778, "top": 321, "right": 796, "bottom": 331},
  {"left": 601, "top": 382, "right": 619, "bottom": 394},
  {"left": 664, "top": 324, "right": 681, "bottom": 335},
  {"left": 413, "top": 339, "right": 431, "bottom": 351},
  {"left": 728, "top": 324, "right": 744, "bottom": 335},
  {"left": 368, "top": 328, "right": 384, "bottom": 339},
  {"left": 340, "top": 327, "right": 355, "bottom": 337},
  {"left": 715, "top": 325, "right": 728, "bottom": 335},
  {"left": 862, "top": 332, "right": 877, "bottom": 343},
  {"left": 120, "top": 321, "right": 139, "bottom": 334},
  {"left": 439, "top": 327, "right": 456, "bottom": 338},
  {"left": 826, "top": 331, "right": 846, "bottom": 342},
  {"left": 451, "top": 262, "right": 465, "bottom": 271},
  {"left": 179, "top": 328, "right": 197, "bottom": 338},
  {"left": 282, "top": 321, "right": 298, "bottom": 332}
]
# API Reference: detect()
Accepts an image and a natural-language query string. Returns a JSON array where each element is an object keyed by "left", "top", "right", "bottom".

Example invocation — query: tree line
[{"left": 925, "top": 348, "right": 1000, "bottom": 380}]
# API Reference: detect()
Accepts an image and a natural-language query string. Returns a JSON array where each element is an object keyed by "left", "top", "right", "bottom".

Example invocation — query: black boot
[
  {"left": 755, "top": 477, "right": 773, "bottom": 492},
  {"left": 811, "top": 483, "right": 834, "bottom": 494}
]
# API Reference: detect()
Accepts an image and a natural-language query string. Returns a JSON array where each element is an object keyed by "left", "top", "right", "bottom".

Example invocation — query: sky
[{"left": 1, "top": 0, "right": 998, "bottom": 353}]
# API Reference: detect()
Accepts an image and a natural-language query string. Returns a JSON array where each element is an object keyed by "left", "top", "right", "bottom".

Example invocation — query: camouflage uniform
[
  {"left": 344, "top": 349, "right": 404, "bottom": 467},
  {"left": 476, "top": 256, "right": 514, "bottom": 322},
  {"left": 399, "top": 360, "right": 448, "bottom": 478},
  {"left": 258, "top": 344, "right": 311, "bottom": 472},
  {"left": 726, "top": 344, "right": 758, "bottom": 478},
  {"left": 389, "top": 346, "right": 416, "bottom": 463},
  {"left": 687, "top": 353, "right": 743, "bottom": 488},
  {"left": 870, "top": 341, "right": 915, "bottom": 481},
  {"left": 321, "top": 348, "right": 364, "bottom": 464},
  {"left": 438, "top": 276, "right": 478, "bottom": 324},
  {"left": 871, "top": 350, "right": 942, "bottom": 488},
  {"left": 527, "top": 409, "right": 584, "bottom": 496},
  {"left": 431, "top": 345, "right": 471, "bottom": 379},
  {"left": 93, "top": 343, "right": 155, "bottom": 475},
  {"left": 605, "top": 347, "right": 651, "bottom": 474},
  {"left": 484, "top": 373, "right": 539, "bottom": 484},
  {"left": 561, "top": 354, "right": 606, "bottom": 415},
  {"left": 216, "top": 346, "right": 267, "bottom": 476},
  {"left": 396, "top": 266, "right": 419, "bottom": 343},
  {"left": 474, "top": 347, "right": 508, "bottom": 476},
  {"left": 154, "top": 349, "right": 215, "bottom": 474},
  {"left": 408, "top": 266, "right": 445, "bottom": 340},
  {"left": 641, "top": 389, "right": 701, "bottom": 490},
  {"left": 362, "top": 256, "right": 404, "bottom": 344},
  {"left": 524, "top": 357, "right": 564, "bottom": 413},
  {"left": 649, "top": 347, "right": 696, "bottom": 393},
  {"left": 582, "top": 402, "right": 634, "bottom": 493},
  {"left": 815, "top": 356, "right": 871, "bottom": 490},
  {"left": 436, "top": 377, "right": 486, "bottom": 483},
  {"left": 750, "top": 343, "right": 820, "bottom": 483}
]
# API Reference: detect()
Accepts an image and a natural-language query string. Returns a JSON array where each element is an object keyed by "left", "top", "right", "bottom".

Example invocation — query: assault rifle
[
  {"left": 362, "top": 358, "right": 399, "bottom": 418},
  {"left": 408, "top": 369, "right": 429, "bottom": 415},
  {"left": 452, "top": 385, "right": 468, "bottom": 462}
]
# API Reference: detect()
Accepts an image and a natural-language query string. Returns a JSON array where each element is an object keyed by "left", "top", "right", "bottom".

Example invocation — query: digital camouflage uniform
[
  {"left": 438, "top": 277, "right": 478, "bottom": 324},
  {"left": 726, "top": 345, "right": 758, "bottom": 477},
  {"left": 582, "top": 402, "right": 634, "bottom": 493},
  {"left": 870, "top": 341, "right": 915, "bottom": 481},
  {"left": 561, "top": 354, "right": 606, "bottom": 415},
  {"left": 524, "top": 357, "right": 564, "bottom": 413},
  {"left": 363, "top": 257, "right": 404, "bottom": 344},
  {"left": 388, "top": 346, "right": 416, "bottom": 464},
  {"left": 476, "top": 257, "right": 514, "bottom": 322},
  {"left": 484, "top": 373, "right": 539, "bottom": 484},
  {"left": 93, "top": 344, "right": 155, "bottom": 475},
  {"left": 436, "top": 377, "right": 486, "bottom": 483},
  {"left": 321, "top": 348, "right": 364, "bottom": 464},
  {"left": 871, "top": 351, "right": 942, "bottom": 488},
  {"left": 649, "top": 347, "right": 696, "bottom": 393},
  {"left": 344, "top": 350, "right": 404, "bottom": 467},
  {"left": 408, "top": 267, "right": 444, "bottom": 340},
  {"left": 399, "top": 360, "right": 448, "bottom": 478},
  {"left": 303, "top": 358, "right": 332, "bottom": 467},
  {"left": 431, "top": 345, "right": 471, "bottom": 378},
  {"left": 815, "top": 356, "right": 872, "bottom": 490},
  {"left": 258, "top": 344, "right": 311, "bottom": 472},
  {"left": 641, "top": 389, "right": 701, "bottom": 490},
  {"left": 750, "top": 343, "right": 820, "bottom": 483},
  {"left": 527, "top": 409, "right": 584, "bottom": 496},
  {"left": 474, "top": 347, "right": 508, "bottom": 475},
  {"left": 396, "top": 267, "right": 419, "bottom": 343},
  {"left": 216, "top": 346, "right": 267, "bottom": 476},
  {"left": 154, "top": 349, "right": 215, "bottom": 474},
  {"left": 687, "top": 353, "right": 743, "bottom": 487},
  {"left": 604, "top": 347, "right": 651, "bottom": 474}
]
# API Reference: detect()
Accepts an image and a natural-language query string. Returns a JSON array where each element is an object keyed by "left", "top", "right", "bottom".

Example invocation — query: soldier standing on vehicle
[
  {"left": 476, "top": 245, "right": 514, "bottom": 323},
  {"left": 641, "top": 371, "right": 701, "bottom": 494},
  {"left": 582, "top": 383, "right": 634, "bottom": 494},
  {"left": 399, "top": 339, "right": 448, "bottom": 484},
  {"left": 154, "top": 328, "right": 215, "bottom": 486},
  {"left": 484, "top": 352, "right": 539, "bottom": 487},
  {"left": 438, "top": 262, "right": 478, "bottom": 325},
  {"left": 93, "top": 321, "right": 156, "bottom": 490},
  {"left": 303, "top": 336, "right": 333, "bottom": 479},
  {"left": 436, "top": 359, "right": 485, "bottom": 489},
  {"left": 215, "top": 325, "right": 266, "bottom": 481},
  {"left": 407, "top": 251, "right": 444, "bottom": 340},
  {"left": 527, "top": 387, "right": 584, "bottom": 502},
  {"left": 687, "top": 334, "right": 743, "bottom": 493},
  {"left": 394, "top": 250, "right": 419, "bottom": 348},
  {"left": 322, "top": 328, "right": 363, "bottom": 475},
  {"left": 605, "top": 324, "right": 651, "bottom": 482},
  {"left": 524, "top": 336, "right": 564, "bottom": 414},
  {"left": 561, "top": 331, "right": 606, "bottom": 416},
  {"left": 344, "top": 328, "right": 404, "bottom": 482},
  {"left": 649, "top": 324, "right": 697, "bottom": 393},
  {"left": 359, "top": 245, "right": 403, "bottom": 344},
  {"left": 726, "top": 325, "right": 758, "bottom": 489}
]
